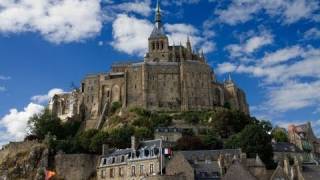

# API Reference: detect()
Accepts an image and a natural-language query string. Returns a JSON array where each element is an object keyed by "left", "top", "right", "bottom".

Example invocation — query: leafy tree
[
  {"left": 200, "top": 130, "right": 223, "bottom": 150},
  {"left": 90, "top": 131, "right": 109, "bottom": 154},
  {"left": 209, "top": 110, "right": 253, "bottom": 138},
  {"left": 76, "top": 129, "right": 99, "bottom": 153},
  {"left": 271, "top": 128, "right": 288, "bottom": 142},
  {"left": 28, "top": 109, "right": 64, "bottom": 140},
  {"left": 175, "top": 136, "right": 205, "bottom": 150},
  {"left": 134, "top": 127, "right": 153, "bottom": 140},
  {"left": 224, "top": 122, "right": 275, "bottom": 169},
  {"left": 108, "top": 125, "right": 135, "bottom": 149}
]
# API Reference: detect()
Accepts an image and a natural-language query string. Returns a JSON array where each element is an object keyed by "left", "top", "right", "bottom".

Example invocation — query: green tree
[
  {"left": 271, "top": 128, "right": 288, "bottom": 142},
  {"left": 108, "top": 125, "right": 135, "bottom": 149},
  {"left": 209, "top": 110, "right": 253, "bottom": 138},
  {"left": 224, "top": 122, "right": 275, "bottom": 169},
  {"left": 134, "top": 127, "right": 153, "bottom": 140},
  {"left": 76, "top": 129, "right": 99, "bottom": 153},
  {"left": 90, "top": 131, "right": 109, "bottom": 154},
  {"left": 28, "top": 109, "right": 63, "bottom": 140},
  {"left": 200, "top": 130, "right": 223, "bottom": 150}
]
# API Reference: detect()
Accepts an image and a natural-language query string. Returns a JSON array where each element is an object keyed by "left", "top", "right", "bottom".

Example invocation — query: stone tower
[{"left": 146, "top": 0, "right": 170, "bottom": 62}]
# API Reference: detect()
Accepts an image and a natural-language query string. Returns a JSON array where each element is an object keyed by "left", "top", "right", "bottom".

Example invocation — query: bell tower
[{"left": 146, "top": 0, "right": 169, "bottom": 62}]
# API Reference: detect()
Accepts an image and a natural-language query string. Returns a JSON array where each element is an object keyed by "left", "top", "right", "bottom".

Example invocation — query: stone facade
[
  {"left": 97, "top": 138, "right": 170, "bottom": 180},
  {"left": 49, "top": 2, "right": 249, "bottom": 129},
  {"left": 288, "top": 122, "right": 320, "bottom": 161}
]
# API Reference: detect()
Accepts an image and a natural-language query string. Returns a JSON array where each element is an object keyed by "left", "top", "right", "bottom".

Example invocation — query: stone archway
[{"left": 111, "top": 85, "right": 120, "bottom": 102}]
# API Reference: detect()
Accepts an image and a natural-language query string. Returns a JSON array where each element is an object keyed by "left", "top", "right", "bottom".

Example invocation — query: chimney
[
  {"left": 102, "top": 144, "right": 109, "bottom": 156},
  {"left": 131, "top": 136, "right": 138, "bottom": 150}
]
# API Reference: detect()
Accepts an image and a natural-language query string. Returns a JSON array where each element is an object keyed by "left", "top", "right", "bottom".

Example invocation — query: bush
[{"left": 110, "top": 101, "right": 122, "bottom": 114}]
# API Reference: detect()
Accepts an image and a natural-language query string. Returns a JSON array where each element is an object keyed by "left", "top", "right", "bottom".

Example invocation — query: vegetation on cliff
[{"left": 26, "top": 106, "right": 276, "bottom": 169}]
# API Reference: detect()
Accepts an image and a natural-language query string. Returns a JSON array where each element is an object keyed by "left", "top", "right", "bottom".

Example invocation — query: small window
[
  {"left": 150, "top": 164, "right": 154, "bottom": 174},
  {"left": 101, "top": 170, "right": 106, "bottom": 178},
  {"left": 110, "top": 168, "right": 114, "bottom": 178},
  {"left": 131, "top": 166, "right": 136, "bottom": 176},
  {"left": 119, "top": 167, "right": 123, "bottom": 177}
]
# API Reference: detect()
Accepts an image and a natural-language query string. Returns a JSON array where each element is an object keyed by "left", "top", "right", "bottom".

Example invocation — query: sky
[{"left": 0, "top": 0, "right": 319, "bottom": 146}]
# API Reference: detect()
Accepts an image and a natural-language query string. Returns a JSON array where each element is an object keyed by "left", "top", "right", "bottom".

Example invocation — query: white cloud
[
  {"left": 267, "top": 81, "right": 320, "bottom": 112},
  {"left": 162, "top": 0, "right": 200, "bottom": 6},
  {"left": 165, "top": 23, "right": 215, "bottom": 53},
  {"left": 0, "top": 103, "right": 44, "bottom": 143},
  {"left": 115, "top": 1, "right": 152, "bottom": 17},
  {"left": 227, "top": 32, "right": 273, "bottom": 58},
  {"left": 216, "top": 62, "right": 237, "bottom": 75},
  {"left": 0, "top": 86, "right": 6, "bottom": 92},
  {"left": 110, "top": 15, "right": 216, "bottom": 56},
  {"left": 0, "top": 0, "right": 102, "bottom": 43},
  {"left": 31, "top": 88, "right": 65, "bottom": 104},
  {"left": 110, "top": 14, "right": 153, "bottom": 56},
  {"left": 0, "top": 75, "right": 11, "bottom": 80},
  {"left": 304, "top": 28, "right": 320, "bottom": 40},
  {"left": 217, "top": 45, "right": 320, "bottom": 114},
  {"left": 215, "top": 0, "right": 319, "bottom": 25},
  {"left": 261, "top": 46, "right": 303, "bottom": 66}
]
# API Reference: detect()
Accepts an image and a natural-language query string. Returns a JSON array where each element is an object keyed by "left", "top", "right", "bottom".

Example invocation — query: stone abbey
[{"left": 49, "top": 2, "right": 249, "bottom": 129}]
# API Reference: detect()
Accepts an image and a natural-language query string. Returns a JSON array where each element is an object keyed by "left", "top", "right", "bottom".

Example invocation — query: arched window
[{"left": 161, "top": 41, "right": 164, "bottom": 49}]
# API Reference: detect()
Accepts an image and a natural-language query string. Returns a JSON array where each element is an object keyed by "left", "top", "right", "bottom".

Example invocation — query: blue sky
[{"left": 0, "top": 0, "right": 319, "bottom": 146}]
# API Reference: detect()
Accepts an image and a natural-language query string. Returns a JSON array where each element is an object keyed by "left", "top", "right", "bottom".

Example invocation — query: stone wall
[{"left": 54, "top": 153, "right": 99, "bottom": 180}]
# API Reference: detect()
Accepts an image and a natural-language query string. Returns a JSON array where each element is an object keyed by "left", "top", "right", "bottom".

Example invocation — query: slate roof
[
  {"left": 179, "top": 149, "right": 242, "bottom": 162},
  {"left": 272, "top": 142, "right": 303, "bottom": 153}
]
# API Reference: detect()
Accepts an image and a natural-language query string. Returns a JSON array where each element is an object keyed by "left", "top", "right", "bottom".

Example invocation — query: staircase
[{"left": 96, "top": 102, "right": 110, "bottom": 129}]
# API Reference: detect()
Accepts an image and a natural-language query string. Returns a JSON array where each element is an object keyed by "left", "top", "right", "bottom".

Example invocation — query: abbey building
[{"left": 49, "top": 3, "right": 249, "bottom": 129}]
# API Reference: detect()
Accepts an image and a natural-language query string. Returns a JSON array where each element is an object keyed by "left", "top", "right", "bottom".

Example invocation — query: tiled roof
[
  {"left": 222, "top": 161, "right": 256, "bottom": 180},
  {"left": 179, "top": 149, "right": 242, "bottom": 162}
]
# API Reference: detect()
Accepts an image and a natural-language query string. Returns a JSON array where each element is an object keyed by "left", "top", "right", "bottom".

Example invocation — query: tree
[
  {"left": 175, "top": 136, "right": 205, "bottom": 150},
  {"left": 271, "top": 128, "right": 288, "bottom": 142},
  {"left": 209, "top": 110, "right": 253, "bottom": 138},
  {"left": 28, "top": 109, "right": 64, "bottom": 140},
  {"left": 108, "top": 125, "right": 135, "bottom": 149},
  {"left": 90, "top": 131, "right": 109, "bottom": 154},
  {"left": 200, "top": 130, "right": 223, "bottom": 150},
  {"left": 76, "top": 129, "right": 99, "bottom": 153},
  {"left": 224, "top": 123, "right": 275, "bottom": 169},
  {"left": 134, "top": 127, "right": 153, "bottom": 140}
]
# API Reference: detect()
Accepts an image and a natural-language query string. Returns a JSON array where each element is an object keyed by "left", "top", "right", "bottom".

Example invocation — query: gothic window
[
  {"left": 156, "top": 41, "right": 159, "bottom": 49},
  {"left": 152, "top": 42, "right": 155, "bottom": 50},
  {"left": 161, "top": 41, "right": 164, "bottom": 49}
]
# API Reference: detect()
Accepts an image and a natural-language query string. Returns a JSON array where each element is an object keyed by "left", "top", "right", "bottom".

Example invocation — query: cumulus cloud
[
  {"left": 0, "top": 0, "right": 102, "bottom": 43},
  {"left": 217, "top": 45, "right": 320, "bottom": 114},
  {"left": 0, "top": 103, "right": 44, "bottom": 143},
  {"left": 31, "top": 88, "right": 65, "bottom": 104},
  {"left": 215, "top": 0, "right": 319, "bottom": 25},
  {"left": 110, "top": 14, "right": 216, "bottom": 56},
  {"left": 110, "top": 14, "right": 153, "bottom": 56},
  {"left": 267, "top": 81, "right": 320, "bottom": 112}
]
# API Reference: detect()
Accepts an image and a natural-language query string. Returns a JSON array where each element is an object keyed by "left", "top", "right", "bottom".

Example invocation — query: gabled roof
[
  {"left": 222, "top": 161, "right": 256, "bottom": 180},
  {"left": 270, "top": 165, "right": 290, "bottom": 180}
]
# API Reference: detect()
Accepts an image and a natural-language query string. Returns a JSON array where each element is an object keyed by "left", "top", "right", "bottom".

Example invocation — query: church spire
[{"left": 155, "top": 0, "right": 162, "bottom": 28}]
